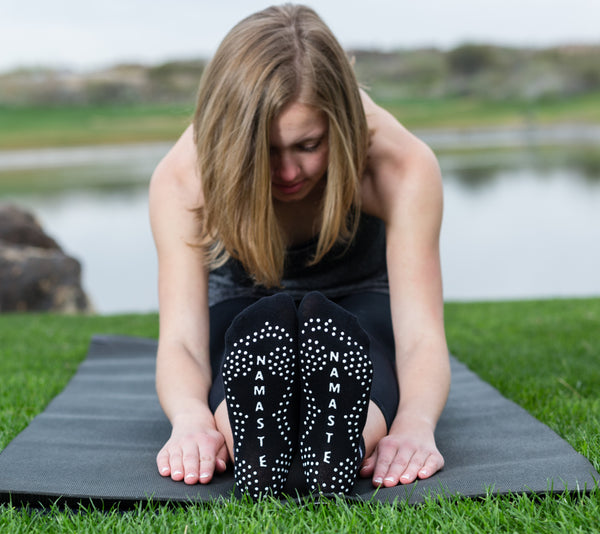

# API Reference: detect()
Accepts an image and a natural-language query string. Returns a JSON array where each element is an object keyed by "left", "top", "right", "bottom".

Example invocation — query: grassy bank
[
  {"left": 1, "top": 298, "right": 599, "bottom": 531},
  {"left": 373, "top": 91, "right": 600, "bottom": 130},
  {"left": 0, "top": 104, "right": 193, "bottom": 149},
  {"left": 2, "top": 92, "right": 600, "bottom": 149}
]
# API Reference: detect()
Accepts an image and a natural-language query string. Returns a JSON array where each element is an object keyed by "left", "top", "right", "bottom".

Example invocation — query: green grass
[
  {"left": 369, "top": 91, "right": 600, "bottom": 130},
  {"left": 0, "top": 104, "right": 193, "bottom": 149},
  {"left": 1, "top": 491, "right": 599, "bottom": 533},
  {"left": 1, "top": 299, "right": 599, "bottom": 531},
  {"left": 2, "top": 92, "right": 600, "bottom": 149},
  {"left": 0, "top": 313, "right": 159, "bottom": 450}
]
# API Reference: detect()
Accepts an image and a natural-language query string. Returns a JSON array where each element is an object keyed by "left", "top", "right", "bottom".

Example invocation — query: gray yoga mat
[{"left": 0, "top": 335, "right": 597, "bottom": 507}]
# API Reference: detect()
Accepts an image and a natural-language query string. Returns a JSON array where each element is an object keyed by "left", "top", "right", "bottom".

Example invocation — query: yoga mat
[{"left": 0, "top": 335, "right": 597, "bottom": 507}]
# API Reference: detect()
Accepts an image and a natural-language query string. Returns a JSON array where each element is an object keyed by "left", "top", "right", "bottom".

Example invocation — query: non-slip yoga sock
[
  {"left": 222, "top": 293, "right": 299, "bottom": 499},
  {"left": 297, "top": 291, "right": 373, "bottom": 494}
]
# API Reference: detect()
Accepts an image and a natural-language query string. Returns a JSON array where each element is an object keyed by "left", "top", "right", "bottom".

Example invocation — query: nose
[{"left": 272, "top": 152, "right": 299, "bottom": 183}]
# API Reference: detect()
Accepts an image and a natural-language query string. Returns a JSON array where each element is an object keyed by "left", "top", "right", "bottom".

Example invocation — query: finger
[
  {"left": 181, "top": 440, "right": 201, "bottom": 485},
  {"left": 168, "top": 449, "right": 185, "bottom": 482},
  {"left": 417, "top": 452, "right": 445, "bottom": 480},
  {"left": 359, "top": 451, "right": 377, "bottom": 478},
  {"left": 381, "top": 450, "right": 416, "bottom": 487},
  {"left": 198, "top": 452, "right": 217, "bottom": 485},
  {"left": 371, "top": 440, "right": 399, "bottom": 486},
  {"left": 199, "top": 432, "right": 228, "bottom": 482},
  {"left": 202, "top": 429, "right": 232, "bottom": 483},
  {"left": 215, "top": 443, "right": 229, "bottom": 474},
  {"left": 156, "top": 447, "right": 172, "bottom": 477},
  {"left": 394, "top": 451, "right": 431, "bottom": 486}
]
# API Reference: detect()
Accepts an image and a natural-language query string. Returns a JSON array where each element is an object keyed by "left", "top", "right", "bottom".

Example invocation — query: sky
[{"left": 1, "top": 0, "right": 598, "bottom": 72}]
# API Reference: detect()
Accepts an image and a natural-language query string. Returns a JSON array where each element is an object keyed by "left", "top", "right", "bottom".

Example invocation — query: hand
[
  {"left": 359, "top": 413, "right": 444, "bottom": 487},
  {"left": 156, "top": 414, "right": 229, "bottom": 485}
]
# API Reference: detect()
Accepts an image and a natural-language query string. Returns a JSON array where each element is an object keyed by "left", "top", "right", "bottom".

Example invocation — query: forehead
[{"left": 270, "top": 102, "right": 328, "bottom": 145}]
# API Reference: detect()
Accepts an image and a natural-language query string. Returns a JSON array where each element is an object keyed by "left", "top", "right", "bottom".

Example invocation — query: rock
[
  {"left": 0, "top": 204, "right": 93, "bottom": 313},
  {"left": 0, "top": 204, "right": 60, "bottom": 250}
]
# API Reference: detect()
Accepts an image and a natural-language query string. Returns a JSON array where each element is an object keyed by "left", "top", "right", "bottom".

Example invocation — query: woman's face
[{"left": 269, "top": 101, "right": 329, "bottom": 203}]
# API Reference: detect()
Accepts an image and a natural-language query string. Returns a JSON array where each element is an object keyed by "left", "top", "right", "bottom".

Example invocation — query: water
[
  {"left": 12, "top": 188, "right": 159, "bottom": 313},
  {"left": 441, "top": 150, "right": 600, "bottom": 301},
  {"left": 1, "top": 140, "right": 599, "bottom": 314}
]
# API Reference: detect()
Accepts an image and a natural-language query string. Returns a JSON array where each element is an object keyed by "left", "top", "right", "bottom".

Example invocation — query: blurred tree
[{"left": 447, "top": 44, "right": 498, "bottom": 76}]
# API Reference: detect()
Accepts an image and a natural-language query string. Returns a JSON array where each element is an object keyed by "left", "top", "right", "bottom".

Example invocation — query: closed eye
[{"left": 298, "top": 137, "right": 324, "bottom": 153}]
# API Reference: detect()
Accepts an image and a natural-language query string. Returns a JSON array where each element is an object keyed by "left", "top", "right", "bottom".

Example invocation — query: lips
[{"left": 272, "top": 180, "right": 305, "bottom": 195}]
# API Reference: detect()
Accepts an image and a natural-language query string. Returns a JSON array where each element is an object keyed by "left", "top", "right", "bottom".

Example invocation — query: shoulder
[
  {"left": 150, "top": 124, "right": 202, "bottom": 212},
  {"left": 360, "top": 90, "right": 442, "bottom": 225},
  {"left": 149, "top": 125, "right": 203, "bottom": 246}
]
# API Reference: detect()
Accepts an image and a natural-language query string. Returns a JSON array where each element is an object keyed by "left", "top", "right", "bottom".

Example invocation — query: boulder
[
  {"left": 0, "top": 204, "right": 92, "bottom": 313},
  {"left": 0, "top": 204, "right": 60, "bottom": 250}
]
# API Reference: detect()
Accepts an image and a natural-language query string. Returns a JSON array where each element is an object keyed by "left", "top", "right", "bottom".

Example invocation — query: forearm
[
  {"left": 362, "top": 337, "right": 450, "bottom": 486},
  {"left": 155, "top": 338, "right": 229, "bottom": 483},
  {"left": 156, "top": 339, "right": 215, "bottom": 425},
  {"left": 391, "top": 338, "right": 450, "bottom": 433}
]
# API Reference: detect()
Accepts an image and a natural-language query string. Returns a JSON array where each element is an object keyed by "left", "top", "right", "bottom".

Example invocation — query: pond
[{"left": 1, "top": 137, "right": 599, "bottom": 314}]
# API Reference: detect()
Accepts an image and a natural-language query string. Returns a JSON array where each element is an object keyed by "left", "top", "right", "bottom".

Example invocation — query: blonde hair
[{"left": 194, "top": 4, "right": 368, "bottom": 287}]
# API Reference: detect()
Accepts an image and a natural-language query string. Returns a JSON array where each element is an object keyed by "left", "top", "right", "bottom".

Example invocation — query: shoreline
[
  {"left": 1, "top": 123, "right": 600, "bottom": 172},
  {"left": 0, "top": 142, "right": 172, "bottom": 171},
  {"left": 416, "top": 122, "right": 600, "bottom": 150}
]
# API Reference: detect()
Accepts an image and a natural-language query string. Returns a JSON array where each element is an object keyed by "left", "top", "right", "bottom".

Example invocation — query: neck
[{"left": 273, "top": 184, "right": 324, "bottom": 247}]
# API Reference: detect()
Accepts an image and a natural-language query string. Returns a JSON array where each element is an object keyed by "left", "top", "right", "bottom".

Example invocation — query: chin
[{"left": 272, "top": 192, "right": 304, "bottom": 203}]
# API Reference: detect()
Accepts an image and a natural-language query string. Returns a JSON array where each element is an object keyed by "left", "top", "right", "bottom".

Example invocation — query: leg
[
  {"left": 200, "top": 297, "right": 261, "bottom": 475},
  {"left": 221, "top": 293, "right": 299, "bottom": 498},
  {"left": 213, "top": 395, "right": 389, "bottom": 484},
  {"left": 208, "top": 296, "right": 260, "bottom": 415},
  {"left": 333, "top": 292, "right": 399, "bottom": 432},
  {"left": 363, "top": 401, "right": 387, "bottom": 458},
  {"left": 211, "top": 296, "right": 387, "bottom": 483},
  {"left": 297, "top": 291, "right": 373, "bottom": 494},
  {"left": 214, "top": 401, "right": 233, "bottom": 459},
  {"left": 333, "top": 292, "right": 399, "bottom": 483}
]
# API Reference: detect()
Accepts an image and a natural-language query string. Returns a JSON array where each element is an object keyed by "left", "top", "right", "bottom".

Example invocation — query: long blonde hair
[{"left": 194, "top": 4, "right": 368, "bottom": 287}]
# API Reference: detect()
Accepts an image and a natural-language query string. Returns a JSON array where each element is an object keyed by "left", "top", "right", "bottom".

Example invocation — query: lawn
[
  {"left": 0, "top": 104, "right": 193, "bottom": 149},
  {"left": 1, "top": 299, "right": 599, "bottom": 532},
  {"left": 2, "top": 91, "right": 600, "bottom": 149},
  {"left": 373, "top": 91, "right": 600, "bottom": 130}
]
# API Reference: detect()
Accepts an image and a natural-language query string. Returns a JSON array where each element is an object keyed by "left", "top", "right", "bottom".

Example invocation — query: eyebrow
[
  {"left": 297, "top": 134, "right": 326, "bottom": 145},
  {"left": 270, "top": 129, "right": 328, "bottom": 149}
]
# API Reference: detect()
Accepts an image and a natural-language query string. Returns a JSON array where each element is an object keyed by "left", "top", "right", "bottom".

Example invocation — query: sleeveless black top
[{"left": 208, "top": 213, "right": 389, "bottom": 306}]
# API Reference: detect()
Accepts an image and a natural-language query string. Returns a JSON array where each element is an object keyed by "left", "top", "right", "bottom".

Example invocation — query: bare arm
[
  {"left": 149, "top": 126, "right": 228, "bottom": 484},
  {"left": 360, "top": 91, "right": 451, "bottom": 486}
]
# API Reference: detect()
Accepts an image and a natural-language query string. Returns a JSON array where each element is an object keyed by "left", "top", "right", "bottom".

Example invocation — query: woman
[{"left": 150, "top": 4, "right": 450, "bottom": 498}]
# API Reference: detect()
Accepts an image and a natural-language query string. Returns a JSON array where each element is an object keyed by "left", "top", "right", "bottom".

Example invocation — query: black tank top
[{"left": 208, "top": 213, "right": 389, "bottom": 306}]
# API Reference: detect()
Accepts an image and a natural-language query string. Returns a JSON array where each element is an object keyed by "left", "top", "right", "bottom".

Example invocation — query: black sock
[
  {"left": 297, "top": 291, "right": 373, "bottom": 494},
  {"left": 222, "top": 293, "right": 298, "bottom": 498}
]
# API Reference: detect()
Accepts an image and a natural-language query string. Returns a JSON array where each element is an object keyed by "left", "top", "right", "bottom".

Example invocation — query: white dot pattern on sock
[
  {"left": 223, "top": 319, "right": 297, "bottom": 499},
  {"left": 298, "top": 314, "right": 373, "bottom": 494}
]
